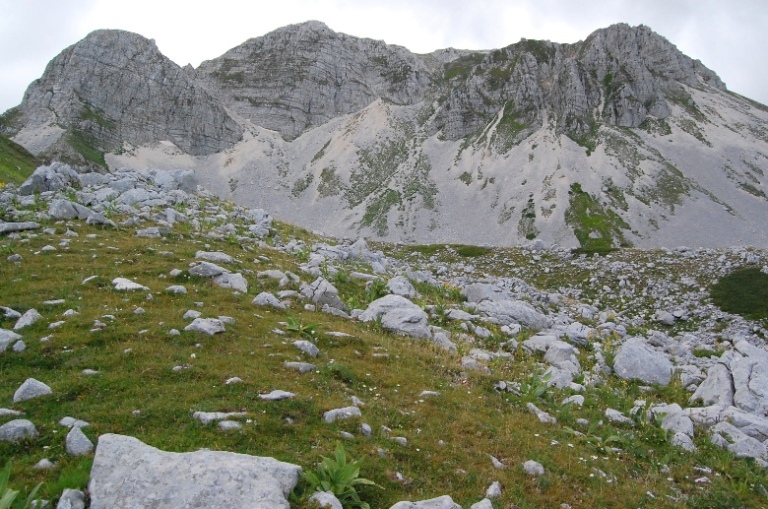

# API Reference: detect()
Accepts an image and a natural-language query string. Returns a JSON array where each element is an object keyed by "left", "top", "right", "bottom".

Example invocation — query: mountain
[{"left": 2, "top": 21, "right": 768, "bottom": 248}]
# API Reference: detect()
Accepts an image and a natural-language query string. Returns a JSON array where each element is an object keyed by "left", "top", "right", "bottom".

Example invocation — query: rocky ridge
[
  {"left": 2, "top": 164, "right": 768, "bottom": 507},
  {"left": 2, "top": 22, "right": 768, "bottom": 248}
]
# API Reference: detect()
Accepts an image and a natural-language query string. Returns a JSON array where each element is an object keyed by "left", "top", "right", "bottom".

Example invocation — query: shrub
[
  {"left": 302, "top": 444, "right": 381, "bottom": 509},
  {"left": 710, "top": 267, "right": 768, "bottom": 320}
]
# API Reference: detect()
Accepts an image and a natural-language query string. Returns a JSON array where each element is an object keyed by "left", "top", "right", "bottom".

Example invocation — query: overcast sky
[{"left": 2, "top": 0, "right": 767, "bottom": 114}]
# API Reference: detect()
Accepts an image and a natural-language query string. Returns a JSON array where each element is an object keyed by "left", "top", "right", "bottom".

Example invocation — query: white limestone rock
[{"left": 88, "top": 434, "right": 301, "bottom": 509}]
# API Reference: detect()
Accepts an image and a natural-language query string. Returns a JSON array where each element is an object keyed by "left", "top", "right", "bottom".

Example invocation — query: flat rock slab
[
  {"left": 358, "top": 295, "right": 431, "bottom": 339},
  {"left": 88, "top": 434, "right": 301, "bottom": 509},
  {"left": 0, "top": 221, "right": 40, "bottom": 234},
  {"left": 390, "top": 495, "right": 462, "bottom": 509},
  {"left": 112, "top": 278, "right": 149, "bottom": 291},
  {"left": 184, "top": 318, "right": 225, "bottom": 335},
  {"left": 259, "top": 390, "right": 296, "bottom": 401},
  {"left": 323, "top": 406, "right": 362, "bottom": 423},
  {"left": 613, "top": 337, "right": 673, "bottom": 386}
]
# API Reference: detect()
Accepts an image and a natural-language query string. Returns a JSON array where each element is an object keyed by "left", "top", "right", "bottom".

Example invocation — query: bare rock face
[
  {"left": 196, "top": 21, "right": 433, "bottom": 140},
  {"left": 11, "top": 29, "right": 242, "bottom": 157}
]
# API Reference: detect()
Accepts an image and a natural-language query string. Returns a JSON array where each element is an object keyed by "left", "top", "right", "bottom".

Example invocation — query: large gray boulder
[
  {"left": 358, "top": 295, "right": 431, "bottom": 339},
  {"left": 475, "top": 300, "right": 551, "bottom": 331},
  {"left": 613, "top": 337, "right": 673, "bottom": 385},
  {"left": 689, "top": 362, "right": 734, "bottom": 407},
  {"left": 301, "top": 277, "right": 347, "bottom": 311},
  {"left": 88, "top": 434, "right": 301, "bottom": 509},
  {"left": 0, "top": 419, "right": 38, "bottom": 442}
]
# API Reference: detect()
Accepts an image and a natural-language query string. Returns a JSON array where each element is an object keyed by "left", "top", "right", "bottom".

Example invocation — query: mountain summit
[{"left": 2, "top": 22, "right": 767, "bottom": 248}]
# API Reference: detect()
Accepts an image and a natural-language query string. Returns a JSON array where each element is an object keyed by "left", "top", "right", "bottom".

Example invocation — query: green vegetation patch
[
  {"left": 0, "top": 136, "right": 38, "bottom": 186},
  {"left": 492, "top": 100, "right": 528, "bottom": 153},
  {"left": 565, "top": 183, "right": 631, "bottom": 249},
  {"left": 361, "top": 189, "right": 401, "bottom": 236},
  {"left": 517, "top": 198, "right": 539, "bottom": 241},
  {"left": 711, "top": 267, "right": 768, "bottom": 320},
  {"left": 443, "top": 52, "right": 486, "bottom": 81},
  {"left": 403, "top": 154, "right": 437, "bottom": 209},
  {"left": 66, "top": 129, "right": 107, "bottom": 169},
  {"left": 291, "top": 174, "right": 314, "bottom": 197},
  {"left": 566, "top": 115, "right": 600, "bottom": 156},
  {"left": 346, "top": 139, "right": 407, "bottom": 206},
  {"left": 318, "top": 166, "right": 344, "bottom": 198},
  {"left": 639, "top": 117, "right": 672, "bottom": 136},
  {"left": 739, "top": 182, "right": 768, "bottom": 200}
]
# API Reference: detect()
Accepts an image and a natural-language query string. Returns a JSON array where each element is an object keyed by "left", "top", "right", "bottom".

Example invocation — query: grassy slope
[
  {"left": 0, "top": 208, "right": 767, "bottom": 508},
  {"left": 0, "top": 136, "right": 38, "bottom": 186}
]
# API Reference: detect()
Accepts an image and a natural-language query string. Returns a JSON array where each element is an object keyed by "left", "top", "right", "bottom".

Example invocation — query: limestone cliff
[
  {"left": 4, "top": 30, "right": 242, "bottom": 162},
  {"left": 4, "top": 22, "right": 768, "bottom": 248}
]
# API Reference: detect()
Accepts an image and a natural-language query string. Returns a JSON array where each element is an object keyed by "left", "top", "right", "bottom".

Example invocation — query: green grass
[
  {"left": 710, "top": 267, "right": 768, "bottom": 320},
  {"left": 0, "top": 136, "right": 38, "bottom": 186},
  {"left": 565, "top": 183, "right": 631, "bottom": 249},
  {"left": 2, "top": 194, "right": 768, "bottom": 509}
]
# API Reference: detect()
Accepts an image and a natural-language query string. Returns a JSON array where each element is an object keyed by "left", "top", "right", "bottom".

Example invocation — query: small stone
[
  {"left": 485, "top": 481, "right": 502, "bottom": 498},
  {"left": 309, "top": 491, "right": 343, "bottom": 509},
  {"left": 56, "top": 489, "right": 85, "bottom": 509},
  {"left": 218, "top": 420, "right": 243, "bottom": 431},
  {"left": 14, "top": 309, "right": 42, "bottom": 330},
  {"left": 112, "top": 278, "right": 149, "bottom": 291},
  {"left": 523, "top": 460, "right": 545, "bottom": 476},
  {"left": 323, "top": 406, "right": 362, "bottom": 423},
  {"left": 294, "top": 340, "right": 319, "bottom": 358},
  {"left": 14, "top": 378, "right": 53, "bottom": 403},
  {"left": 33, "top": 459, "right": 55, "bottom": 470},
  {"left": 284, "top": 361, "right": 317, "bottom": 374},
  {"left": 165, "top": 285, "right": 187, "bottom": 294},
  {"left": 259, "top": 390, "right": 296, "bottom": 401},
  {"left": 66, "top": 426, "right": 94, "bottom": 456}
]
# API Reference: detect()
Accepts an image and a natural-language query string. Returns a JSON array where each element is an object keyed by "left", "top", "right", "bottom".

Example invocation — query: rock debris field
[{"left": 2, "top": 163, "right": 768, "bottom": 508}]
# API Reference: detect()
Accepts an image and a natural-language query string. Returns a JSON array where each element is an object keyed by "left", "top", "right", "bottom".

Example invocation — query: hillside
[
  {"left": 2, "top": 22, "right": 767, "bottom": 248},
  {"left": 2, "top": 165, "right": 768, "bottom": 508}
]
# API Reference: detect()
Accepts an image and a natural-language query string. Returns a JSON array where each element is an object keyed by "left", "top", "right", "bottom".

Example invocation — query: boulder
[
  {"left": 66, "top": 427, "right": 94, "bottom": 456},
  {"left": 184, "top": 318, "right": 225, "bottom": 335},
  {"left": 689, "top": 362, "right": 734, "bottom": 407},
  {"left": 358, "top": 295, "right": 431, "bottom": 339},
  {"left": 0, "top": 329, "right": 23, "bottom": 352},
  {"left": 0, "top": 419, "right": 38, "bottom": 442},
  {"left": 112, "top": 278, "right": 149, "bottom": 291},
  {"left": 389, "top": 495, "right": 462, "bottom": 509},
  {"left": 387, "top": 276, "right": 416, "bottom": 298},
  {"left": 189, "top": 262, "right": 229, "bottom": 278},
  {"left": 613, "top": 338, "right": 673, "bottom": 385},
  {"left": 14, "top": 308, "right": 42, "bottom": 330},
  {"left": 476, "top": 300, "right": 551, "bottom": 330},
  {"left": 252, "top": 292, "right": 287, "bottom": 310},
  {"left": 323, "top": 406, "right": 362, "bottom": 423},
  {"left": 88, "top": 434, "right": 301, "bottom": 509},
  {"left": 300, "top": 278, "right": 347, "bottom": 311},
  {"left": 213, "top": 273, "right": 248, "bottom": 293},
  {"left": 14, "top": 378, "right": 53, "bottom": 402}
]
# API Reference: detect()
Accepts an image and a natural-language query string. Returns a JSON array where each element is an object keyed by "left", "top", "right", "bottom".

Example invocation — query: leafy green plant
[
  {"left": 0, "top": 461, "right": 42, "bottom": 509},
  {"left": 302, "top": 444, "right": 381, "bottom": 509},
  {"left": 364, "top": 279, "right": 388, "bottom": 304},
  {"left": 286, "top": 317, "right": 318, "bottom": 340},
  {"left": 517, "top": 371, "right": 552, "bottom": 403}
]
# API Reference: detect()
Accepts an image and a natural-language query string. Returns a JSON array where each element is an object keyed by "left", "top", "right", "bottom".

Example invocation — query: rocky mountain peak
[{"left": 7, "top": 28, "right": 242, "bottom": 160}]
